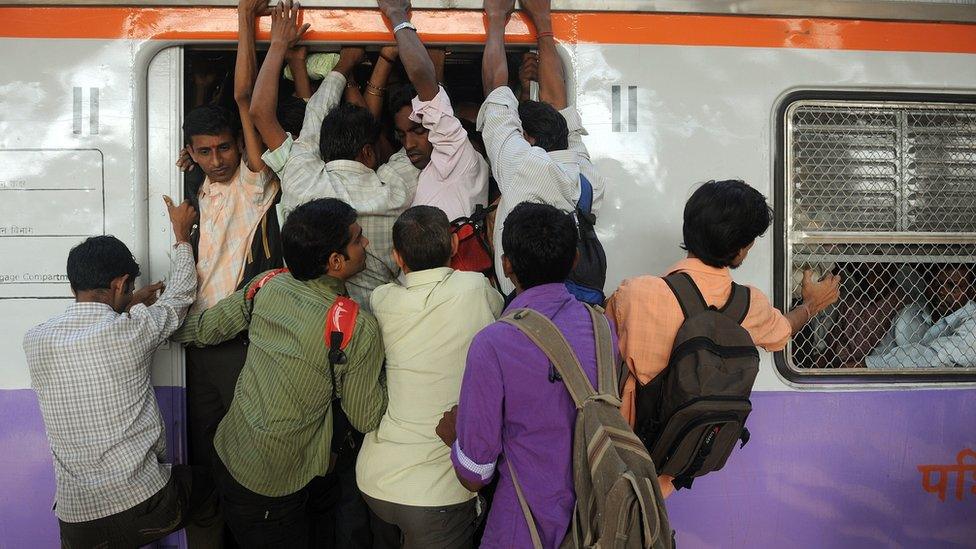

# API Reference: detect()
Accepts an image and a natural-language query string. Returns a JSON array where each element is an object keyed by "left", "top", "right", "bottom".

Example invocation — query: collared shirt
[
  {"left": 409, "top": 87, "right": 489, "bottom": 221},
  {"left": 23, "top": 243, "right": 196, "bottom": 522},
  {"left": 193, "top": 160, "right": 279, "bottom": 313},
  {"left": 357, "top": 268, "right": 503, "bottom": 507},
  {"left": 605, "top": 258, "right": 792, "bottom": 426},
  {"left": 451, "top": 283, "right": 618, "bottom": 548},
  {"left": 477, "top": 86, "right": 606, "bottom": 295},
  {"left": 262, "top": 71, "right": 421, "bottom": 310},
  {"left": 172, "top": 272, "right": 386, "bottom": 497},
  {"left": 867, "top": 300, "right": 976, "bottom": 368}
]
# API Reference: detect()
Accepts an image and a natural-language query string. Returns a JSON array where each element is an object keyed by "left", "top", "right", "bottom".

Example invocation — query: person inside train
[
  {"left": 824, "top": 262, "right": 903, "bottom": 368},
  {"left": 605, "top": 179, "right": 842, "bottom": 497},
  {"left": 356, "top": 205, "right": 503, "bottom": 548},
  {"left": 376, "top": 0, "right": 490, "bottom": 222},
  {"left": 856, "top": 263, "right": 976, "bottom": 369},
  {"left": 249, "top": 0, "right": 420, "bottom": 312},
  {"left": 23, "top": 197, "right": 222, "bottom": 547},
  {"left": 171, "top": 197, "right": 388, "bottom": 547},
  {"left": 477, "top": 0, "right": 607, "bottom": 299}
]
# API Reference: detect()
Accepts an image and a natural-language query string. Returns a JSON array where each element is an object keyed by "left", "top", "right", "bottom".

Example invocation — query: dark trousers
[
  {"left": 364, "top": 494, "right": 478, "bottom": 549},
  {"left": 185, "top": 337, "right": 247, "bottom": 467},
  {"left": 59, "top": 465, "right": 221, "bottom": 549}
]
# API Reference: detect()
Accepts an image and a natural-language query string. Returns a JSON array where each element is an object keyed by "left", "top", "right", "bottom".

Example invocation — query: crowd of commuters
[{"left": 28, "top": 0, "right": 976, "bottom": 547}]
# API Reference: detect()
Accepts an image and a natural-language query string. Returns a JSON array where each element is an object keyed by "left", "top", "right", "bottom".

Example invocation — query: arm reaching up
[
  {"left": 365, "top": 46, "right": 398, "bottom": 121},
  {"left": 482, "top": 0, "right": 514, "bottom": 95},
  {"left": 521, "top": 0, "right": 566, "bottom": 109},
  {"left": 285, "top": 45, "right": 313, "bottom": 100},
  {"left": 249, "top": 0, "right": 311, "bottom": 151},
  {"left": 378, "top": 0, "right": 439, "bottom": 101},
  {"left": 235, "top": 0, "right": 272, "bottom": 171}
]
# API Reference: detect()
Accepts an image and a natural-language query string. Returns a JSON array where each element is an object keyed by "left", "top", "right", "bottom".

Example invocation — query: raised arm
[
  {"left": 482, "top": 0, "right": 513, "bottom": 95},
  {"left": 249, "top": 0, "right": 310, "bottom": 151},
  {"left": 235, "top": 0, "right": 271, "bottom": 172},
  {"left": 285, "top": 45, "right": 313, "bottom": 100},
  {"left": 522, "top": 0, "right": 566, "bottom": 110},
  {"left": 365, "top": 46, "right": 398, "bottom": 121},
  {"left": 378, "top": 0, "right": 439, "bottom": 101}
]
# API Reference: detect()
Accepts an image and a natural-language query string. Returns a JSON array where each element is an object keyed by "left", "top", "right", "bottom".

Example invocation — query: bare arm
[
  {"left": 345, "top": 72, "right": 368, "bottom": 108},
  {"left": 378, "top": 1, "right": 439, "bottom": 101},
  {"left": 482, "top": 0, "right": 514, "bottom": 95},
  {"left": 235, "top": 0, "right": 271, "bottom": 172},
  {"left": 522, "top": 0, "right": 566, "bottom": 110},
  {"left": 285, "top": 46, "right": 313, "bottom": 100},
  {"left": 365, "top": 46, "right": 398, "bottom": 121},
  {"left": 249, "top": 0, "right": 310, "bottom": 151},
  {"left": 786, "top": 270, "right": 842, "bottom": 334}
]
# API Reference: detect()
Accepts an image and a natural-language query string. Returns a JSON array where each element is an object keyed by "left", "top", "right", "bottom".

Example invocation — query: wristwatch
[{"left": 393, "top": 20, "right": 417, "bottom": 34}]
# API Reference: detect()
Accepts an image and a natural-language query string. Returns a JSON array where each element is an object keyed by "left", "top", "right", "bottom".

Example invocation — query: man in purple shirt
[{"left": 436, "top": 202, "right": 619, "bottom": 548}]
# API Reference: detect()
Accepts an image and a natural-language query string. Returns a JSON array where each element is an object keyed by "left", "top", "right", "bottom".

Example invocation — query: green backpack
[{"left": 501, "top": 305, "right": 673, "bottom": 549}]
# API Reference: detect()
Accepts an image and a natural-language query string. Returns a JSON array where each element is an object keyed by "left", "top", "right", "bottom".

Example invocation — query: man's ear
[
  {"left": 522, "top": 131, "right": 536, "bottom": 146},
  {"left": 502, "top": 255, "right": 514, "bottom": 279},
  {"left": 450, "top": 233, "right": 459, "bottom": 259},
  {"left": 392, "top": 248, "right": 407, "bottom": 272},
  {"left": 326, "top": 251, "right": 345, "bottom": 275},
  {"left": 359, "top": 144, "right": 378, "bottom": 170},
  {"left": 111, "top": 274, "right": 130, "bottom": 296}
]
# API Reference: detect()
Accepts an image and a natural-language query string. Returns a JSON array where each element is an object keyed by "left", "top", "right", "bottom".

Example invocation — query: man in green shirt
[{"left": 173, "top": 197, "right": 386, "bottom": 546}]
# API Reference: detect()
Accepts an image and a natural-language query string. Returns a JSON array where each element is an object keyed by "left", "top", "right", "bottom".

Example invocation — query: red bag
[{"left": 450, "top": 204, "right": 496, "bottom": 275}]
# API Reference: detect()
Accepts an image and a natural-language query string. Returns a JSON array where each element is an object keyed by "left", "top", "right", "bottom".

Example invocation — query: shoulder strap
[
  {"left": 719, "top": 283, "right": 751, "bottom": 324},
  {"left": 324, "top": 296, "right": 359, "bottom": 401},
  {"left": 577, "top": 174, "right": 594, "bottom": 215},
  {"left": 500, "top": 308, "right": 596, "bottom": 408},
  {"left": 663, "top": 272, "right": 707, "bottom": 319},
  {"left": 585, "top": 304, "right": 619, "bottom": 398},
  {"left": 245, "top": 267, "right": 289, "bottom": 301},
  {"left": 507, "top": 460, "right": 544, "bottom": 549}
]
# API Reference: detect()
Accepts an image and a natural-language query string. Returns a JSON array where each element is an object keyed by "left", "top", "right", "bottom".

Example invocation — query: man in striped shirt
[
  {"left": 172, "top": 198, "right": 387, "bottom": 546},
  {"left": 478, "top": 0, "right": 607, "bottom": 296}
]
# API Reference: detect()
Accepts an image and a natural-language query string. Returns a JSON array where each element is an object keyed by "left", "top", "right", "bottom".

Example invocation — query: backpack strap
[
  {"left": 577, "top": 173, "right": 594, "bottom": 215},
  {"left": 719, "top": 282, "right": 751, "bottom": 324},
  {"left": 584, "top": 304, "right": 620, "bottom": 399},
  {"left": 245, "top": 267, "right": 289, "bottom": 301},
  {"left": 663, "top": 272, "right": 708, "bottom": 319},
  {"left": 501, "top": 308, "right": 596, "bottom": 407},
  {"left": 506, "top": 460, "right": 544, "bottom": 549},
  {"left": 324, "top": 296, "right": 359, "bottom": 400}
]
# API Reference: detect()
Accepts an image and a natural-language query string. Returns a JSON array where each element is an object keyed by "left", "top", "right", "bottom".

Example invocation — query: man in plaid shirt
[{"left": 23, "top": 196, "right": 220, "bottom": 547}]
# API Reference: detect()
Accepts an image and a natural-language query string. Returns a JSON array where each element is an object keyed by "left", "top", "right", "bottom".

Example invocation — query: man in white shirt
[
  {"left": 357, "top": 205, "right": 503, "bottom": 548},
  {"left": 863, "top": 263, "right": 976, "bottom": 369},
  {"left": 23, "top": 197, "right": 219, "bottom": 547},
  {"left": 249, "top": 7, "right": 420, "bottom": 310},
  {"left": 478, "top": 0, "right": 606, "bottom": 296}
]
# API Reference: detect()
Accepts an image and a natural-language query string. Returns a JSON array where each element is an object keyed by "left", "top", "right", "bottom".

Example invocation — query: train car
[{"left": 1, "top": 0, "right": 975, "bottom": 546}]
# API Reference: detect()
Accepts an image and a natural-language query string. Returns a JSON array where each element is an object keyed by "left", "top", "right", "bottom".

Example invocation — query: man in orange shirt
[{"left": 606, "top": 179, "right": 840, "bottom": 497}]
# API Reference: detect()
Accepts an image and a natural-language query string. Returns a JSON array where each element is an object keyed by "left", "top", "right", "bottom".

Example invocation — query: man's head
[
  {"left": 282, "top": 198, "right": 368, "bottom": 281},
  {"left": 319, "top": 103, "right": 381, "bottom": 170},
  {"left": 392, "top": 206, "right": 457, "bottom": 274},
  {"left": 66, "top": 235, "right": 141, "bottom": 313},
  {"left": 388, "top": 84, "right": 433, "bottom": 169},
  {"left": 183, "top": 105, "right": 242, "bottom": 183},
  {"left": 277, "top": 94, "right": 308, "bottom": 138},
  {"left": 925, "top": 263, "right": 973, "bottom": 320},
  {"left": 518, "top": 100, "right": 569, "bottom": 152},
  {"left": 682, "top": 179, "right": 774, "bottom": 269},
  {"left": 502, "top": 202, "right": 578, "bottom": 292}
]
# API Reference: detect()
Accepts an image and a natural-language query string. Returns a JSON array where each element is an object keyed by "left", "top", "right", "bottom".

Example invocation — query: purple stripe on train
[{"left": 1, "top": 388, "right": 973, "bottom": 548}]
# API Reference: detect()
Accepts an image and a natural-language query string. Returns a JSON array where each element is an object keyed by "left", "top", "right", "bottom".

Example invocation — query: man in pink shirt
[{"left": 378, "top": 0, "right": 490, "bottom": 222}]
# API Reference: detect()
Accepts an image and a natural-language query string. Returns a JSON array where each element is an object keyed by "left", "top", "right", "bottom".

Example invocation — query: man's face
[
  {"left": 927, "top": 265, "right": 971, "bottom": 319},
  {"left": 337, "top": 223, "right": 369, "bottom": 278},
  {"left": 188, "top": 131, "right": 241, "bottom": 183},
  {"left": 394, "top": 106, "right": 433, "bottom": 170}
]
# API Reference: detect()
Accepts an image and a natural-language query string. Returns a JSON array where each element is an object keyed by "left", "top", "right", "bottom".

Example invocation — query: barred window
[{"left": 783, "top": 99, "right": 976, "bottom": 376}]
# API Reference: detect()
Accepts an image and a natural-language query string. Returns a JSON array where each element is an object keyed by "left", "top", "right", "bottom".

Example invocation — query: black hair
[
  {"left": 502, "top": 202, "right": 578, "bottom": 289},
  {"left": 281, "top": 198, "right": 358, "bottom": 281},
  {"left": 681, "top": 179, "right": 774, "bottom": 268},
  {"left": 183, "top": 104, "right": 241, "bottom": 145},
  {"left": 277, "top": 94, "right": 307, "bottom": 138},
  {"left": 66, "top": 235, "right": 141, "bottom": 292},
  {"left": 518, "top": 100, "right": 569, "bottom": 152},
  {"left": 387, "top": 82, "right": 417, "bottom": 120},
  {"left": 393, "top": 206, "right": 453, "bottom": 272},
  {"left": 318, "top": 103, "right": 380, "bottom": 163}
]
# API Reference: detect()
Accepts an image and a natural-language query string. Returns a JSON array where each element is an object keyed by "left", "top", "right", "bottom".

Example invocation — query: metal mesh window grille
[{"left": 785, "top": 100, "right": 976, "bottom": 373}]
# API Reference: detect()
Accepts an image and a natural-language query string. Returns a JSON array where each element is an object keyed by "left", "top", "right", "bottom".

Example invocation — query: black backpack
[
  {"left": 634, "top": 272, "right": 759, "bottom": 490},
  {"left": 566, "top": 174, "right": 608, "bottom": 305}
]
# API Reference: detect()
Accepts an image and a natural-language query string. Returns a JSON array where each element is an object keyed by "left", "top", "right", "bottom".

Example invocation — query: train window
[{"left": 780, "top": 98, "right": 976, "bottom": 379}]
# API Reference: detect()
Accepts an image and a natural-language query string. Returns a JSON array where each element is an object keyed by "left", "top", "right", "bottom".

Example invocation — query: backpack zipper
[{"left": 669, "top": 336, "right": 759, "bottom": 365}]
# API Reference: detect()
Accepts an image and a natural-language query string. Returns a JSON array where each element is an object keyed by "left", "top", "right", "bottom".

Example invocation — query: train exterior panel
[{"left": 1, "top": 4, "right": 974, "bottom": 547}]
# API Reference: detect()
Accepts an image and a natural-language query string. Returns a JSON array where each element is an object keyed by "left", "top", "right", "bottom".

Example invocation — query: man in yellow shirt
[{"left": 357, "top": 205, "right": 503, "bottom": 548}]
